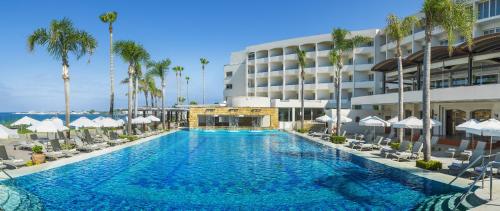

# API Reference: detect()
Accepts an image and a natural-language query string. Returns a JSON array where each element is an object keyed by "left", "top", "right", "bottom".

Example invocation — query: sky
[{"left": 0, "top": 0, "right": 423, "bottom": 112}]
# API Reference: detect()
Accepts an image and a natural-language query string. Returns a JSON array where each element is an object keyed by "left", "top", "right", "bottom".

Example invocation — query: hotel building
[{"left": 223, "top": 0, "right": 500, "bottom": 139}]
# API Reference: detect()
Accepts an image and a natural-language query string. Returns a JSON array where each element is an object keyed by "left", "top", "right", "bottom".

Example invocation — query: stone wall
[{"left": 188, "top": 107, "right": 279, "bottom": 129}]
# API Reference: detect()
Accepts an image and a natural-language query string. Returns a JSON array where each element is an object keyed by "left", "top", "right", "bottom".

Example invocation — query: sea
[{"left": 0, "top": 112, "right": 123, "bottom": 126}]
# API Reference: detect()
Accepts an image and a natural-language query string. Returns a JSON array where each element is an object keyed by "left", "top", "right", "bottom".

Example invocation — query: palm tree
[
  {"left": 172, "top": 66, "right": 184, "bottom": 105},
  {"left": 99, "top": 11, "right": 118, "bottom": 117},
  {"left": 296, "top": 47, "right": 307, "bottom": 130},
  {"left": 385, "top": 14, "right": 419, "bottom": 143},
  {"left": 113, "top": 40, "right": 150, "bottom": 134},
  {"left": 134, "top": 63, "right": 143, "bottom": 117},
  {"left": 330, "top": 28, "right": 370, "bottom": 135},
  {"left": 139, "top": 73, "right": 155, "bottom": 108},
  {"left": 200, "top": 58, "right": 209, "bottom": 104},
  {"left": 147, "top": 59, "right": 171, "bottom": 128},
  {"left": 28, "top": 18, "right": 97, "bottom": 129},
  {"left": 420, "top": 0, "right": 474, "bottom": 161},
  {"left": 185, "top": 76, "right": 190, "bottom": 104}
]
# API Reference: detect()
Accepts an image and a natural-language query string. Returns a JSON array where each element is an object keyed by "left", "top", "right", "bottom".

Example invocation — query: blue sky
[{"left": 0, "top": 0, "right": 422, "bottom": 112}]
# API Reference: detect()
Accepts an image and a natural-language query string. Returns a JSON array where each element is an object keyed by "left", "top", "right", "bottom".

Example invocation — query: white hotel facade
[{"left": 223, "top": 0, "right": 500, "bottom": 140}]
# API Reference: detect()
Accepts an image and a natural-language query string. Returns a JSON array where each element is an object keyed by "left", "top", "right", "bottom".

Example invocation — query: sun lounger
[
  {"left": 448, "top": 142, "right": 486, "bottom": 174},
  {"left": 355, "top": 136, "right": 383, "bottom": 151},
  {"left": 83, "top": 129, "right": 108, "bottom": 149},
  {"left": 380, "top": 141, "right": 411, "bottom": 158},
  {"left": 0, "top": 145, "right": 25, "bottom": 169},
  {"left": 15, "top": 134, "right": 43, "bottom": 151},
  {"left": 472, "top": 152, "right": 500, "bottom": 176},
  {"left": 50, "top": 139, "right": 78, "bottom": 157},
  {"left": 101, "top": 132, "right": 125, "bottom": 146},
  {"left": 390, "top": 141, "right": 423, "bottom": 161},
  {"left": 44, "top": 141, "right": 66, "bottom": 160},
  {"left": 134, "top": 128, "right": 148, "bottom": 138},
  {"left": 447, "top": 139, "right": 470, "bottom": 159}
]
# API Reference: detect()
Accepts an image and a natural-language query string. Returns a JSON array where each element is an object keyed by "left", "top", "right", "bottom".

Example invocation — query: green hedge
[
  {"left": 119, "top": 134, "right": 139, "bottom": 142},
  {"left": 389, "top": 142, "right": 400, "bottom": 150},
  {"left": 416, "top": 160, "right": 442, "bottom": 171},
  {"left": 296, "top": 128, "right": 308, "bottom": 134},
  {"left": 330, "top": 136, "right": 346, "bottom": 144}
]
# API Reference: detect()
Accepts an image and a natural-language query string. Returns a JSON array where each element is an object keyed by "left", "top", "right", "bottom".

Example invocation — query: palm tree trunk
[
  {"left": 62, "top": 64, "right": 71, "bottom": 130},
  {"left": 127, "top": 66, "right": 134, "bottom": 135},
  {"left": 422, "top": 29, "right": 432, "bottom": 161},
  {"left": 397, "top": 42, "right": 404, "bottom": 143},
  {"left": 336, "top": 69, "right": 342, "bottom": 135},
  {"left": 144, "top": 92, "right": 149, "bottom": 108},
  {"left": 186, "top": 81, "right": 189, "bottom": 104},
  {"left": 300, "top": 69, "right": 305, "bottom": 130},
  {"left": 161, "top": 81, "right": 166, "bottom": 129},
  {"left": 134, "top": 76, "right": 139, "bottom": 118},
  {"left": 109, "top": 30, "right": 115, "bottom": 117},
  {"left": 202, "top": 66, "right": 205, "bottom": 104}
]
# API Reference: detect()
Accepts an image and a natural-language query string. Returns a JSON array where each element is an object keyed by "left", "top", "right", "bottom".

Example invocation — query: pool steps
[{"left": 0, "top": 183, "right": 43, "bottom": 211}]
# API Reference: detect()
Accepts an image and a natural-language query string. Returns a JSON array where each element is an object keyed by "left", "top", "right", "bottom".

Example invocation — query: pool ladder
[
  {"left": 1, "top": 169, "right": 14, "bottom": 180},
  {"left": 448, "top": 155, "right": 497, "bottom": 210}
]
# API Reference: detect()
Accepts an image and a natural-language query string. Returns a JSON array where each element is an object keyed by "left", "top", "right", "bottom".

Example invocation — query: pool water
[{"left": 8, "top": 130, "right": 462, "bottom": 210}]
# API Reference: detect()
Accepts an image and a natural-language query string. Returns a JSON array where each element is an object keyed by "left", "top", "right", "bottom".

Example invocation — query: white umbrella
[
  {"left": 70, "top": 117, "right": 98, "bottom": 128},
  {"left": 49, "top": 117, "right": 65, "bottom": 127},
  {"left": 456, "top": 119, "right": 479, "bottom": 131},
  {"left": 11, "top": 116, "right": 40, "bottom": 127},
  {"left": 0, "top": 124, "right": 19, "bottom": 139},
  {"left": 392, "top": 116, "right": 441, "bottom": 129},
  {"left": 387, "top": 116, "right": 399, "bottom": 124},
  {"left": 331, "top": 115, "right": 352, "bottom": 123},
  {"left": 94, "top": 117, "right": 120, "bottom": 128},
  {"left": 315, "top": 115, "right": 332, "bottom": 123},
  {"left": 359, "top": 116, "right": 390, "bottom": 127},
  {"left": 28, "top": 120, "right": 68, "bottom": 133},
  {"left": 146, "top": 115, "right": 161, "bottom": 122},
  {"left": 466, "top": 119, "right": 500, "bottom": 156},
  {"left": 131, "top": 116, "right": 152, "bottom": 124},
  {"left": 116, "top": 119, "right": 125, "bottom": 126}
]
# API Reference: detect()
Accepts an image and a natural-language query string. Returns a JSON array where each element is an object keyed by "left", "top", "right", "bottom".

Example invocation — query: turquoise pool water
[{"left": 8, "top": 130, "right": 462, "bottom": 210}]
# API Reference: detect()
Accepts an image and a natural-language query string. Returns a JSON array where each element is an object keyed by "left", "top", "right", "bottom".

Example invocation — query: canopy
[
  {"left": 331, "top": 115, "right": 352, "bottom": 123},
  {"left": 315, "top": 115, "right": 332, "bottom": 123},
  {"left": 11, "top": 116, "right": 40, "bottom": 127},
  {"left": 455, "top": 119, "right": 479, "bottom": 131},
  {"left": 387, "top": 116, "right": 400, "bottom": 124},
  {"left": 131, "top": 116, "right": 152, "bottom": 124},
  {"left": 116, "top": 119, "right": 125, "bottom": 126},
  {"left": 94, "top": 117, "right": 120, "bottom": 128},
  {"left": 146, "top": 115, "right": 161, "bottom": 122},
  {"left": 0, "top": 124, "right": 19, "bottom": 139},
  {"left": 28, "top": 120, "right": 68, "bottom": 133},
  {"left": 392, "top": 116, "right": 442, "bottom": 129},
  {"left": 49, "top": 117, "right": 64, "bottom": 127},
  {"left": 466, "top": 119, "right": 500, "bottom": 136},
  {"left": 359, "top": 116, "right": 390, "bottom": 127},
  {"left": 70, "top": 117, "right": 99, "bottom": 128}
]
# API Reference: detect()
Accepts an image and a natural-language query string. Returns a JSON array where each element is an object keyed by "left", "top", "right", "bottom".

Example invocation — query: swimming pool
[{"left": 6, "top": 130, "right": 463, "bottom": 210}]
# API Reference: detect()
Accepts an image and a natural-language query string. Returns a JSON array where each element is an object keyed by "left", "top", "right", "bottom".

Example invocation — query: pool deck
[
  {"left": 289, "top": 131, "right": 500, "bottom": 210},
  {"left": 0, "top": 130, "right": 178, "bottom": 179}
]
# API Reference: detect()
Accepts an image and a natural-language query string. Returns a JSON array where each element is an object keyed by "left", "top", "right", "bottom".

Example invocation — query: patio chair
[
  {"left": 134, "top": 128, "right": 147, "bottom": 138},
  {"left": 390, "top": 141, "right": 423, "bottom": 161},
  {"left": 355, "top": 136, "right": 384, "bottom": 151},
  {"left": 447, "top": 140, "right": 470, "bottom": 159},
  {"left": 15, "top": 134, "right": 43, "bottom": 151},
  {"left": 50, "top": 139, "right": 78, "bottom": 157},
  {"left": 101, "top": 132, "right": 125, "bottom": 146},
  {"left": 380, "top": 141, "right": 411, "bottom": 158},
  {"left": 448, "top": 142, "right": 486, "bottom": 174},
  {"left": 472, "top": 152, "right": 500, "bottom": 177},
  {"left": 310, "top": 127, "right": 327, "bottom": 138},
  {"left": 0, "top": 145, "right": 25, "bottom": 169},
  {"left": 83, "top": 129, "right": 108, "bottom": 149},
  {"left": 44, "top": 140, "right": 66, "bottom": 160}
]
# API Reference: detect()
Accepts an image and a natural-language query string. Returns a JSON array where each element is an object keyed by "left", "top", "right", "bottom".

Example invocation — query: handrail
[
  {"left": 449, "top": 155, "right": 485, "bottom": 185},
  {"left": 452, "top": 161, "right": 493, "bottom": 210},
  {"left": 1, "top": 169, "right": 14, "bottom": 180}
]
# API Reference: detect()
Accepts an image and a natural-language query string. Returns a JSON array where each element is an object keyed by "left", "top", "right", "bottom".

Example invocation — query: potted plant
[{"left": 31, "top": 145, "right": 46, "bottom": 165}]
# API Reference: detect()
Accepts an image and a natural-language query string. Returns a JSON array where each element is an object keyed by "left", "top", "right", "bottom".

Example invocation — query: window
[
  {"left": 484, "top": 28, "right": 495, "bottom": 35},
  {"left": 474, "top": 74, "right": 498, "bottom": 85},
  {"left": 368, "top": 74, "right": 374, "bottom": 81},
  {"left": 225, "top": 72, "right": 233, "bottom": 78},
  {"left": 367, "top": 57, "right": 374, "bottom": 64},
  {"left": 439, "top": 40, "right": 448, "bottom": 46},
  {"left": 368, "top": 91, "right": 373, "bottom": 95},
  {"left": 348, "top": 75, "right": 353, "bottom": 81},
  {"left": 479, "top": 1, "right": 490, "bottom": 19},
  {"left": 248, "top": 53, "right": 255, "bottom": 60},
  {"left": 353, "top": 105, "right": 362, "bottom": 110},
  {"left": 355, "top": 117, "right": 360, "bottom": 123},
  {"left": 452, "top": 78, "right": 467, "bottom": 87},
  {"left": 373, "top": 105, "right": 379, "bottom": 110},
  {"left": 225, "top": 84, "right": 232, "bottom": 89}
]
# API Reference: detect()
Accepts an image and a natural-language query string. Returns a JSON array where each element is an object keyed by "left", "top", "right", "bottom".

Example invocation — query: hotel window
[
  {"left": 225, "top": 84, "right": 232, "bottom": 89},
  {"left": 474, "top": 74, "right": 498, "bottom": 85},
  {"left": 372, "top": 105, "right": 379, "bottom": 110},
  {"left": 353, "top": 105, "right": 362, "bottom": 110},
  {"left": 367, "top": 57, "right": 374, "bottom": 64},
  {"left": 439, "top": 40, "right": 448, "bottom": 46},
  {"left": 471, "top": 109, "right": 492, "bottom": 121},
  {"left": 348, "top": 75, "right": 353, "bottom": 81},
  {"left": 452, "top": 78, "right": 467, "bottom": 87},
  {"left": 478, "top": 0, "right": 500, "bottom": 19},
  {"left": 225, "top": 72, "right": 232, "bottom": 78},
  {"left": 368, "top": 74, "right": 374, "bottom": 81},
  {"left": 368, "top": 91, "right": 373, "bottom": 95},
  {"left": 248, "top": 53, "right": 255, "bottom": 60}
]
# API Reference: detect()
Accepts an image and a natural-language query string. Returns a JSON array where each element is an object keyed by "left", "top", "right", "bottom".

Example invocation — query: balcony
[
  {"left": 317, "top": 66, "right": 333, "bottom": 73},
  {"left": 306, "top": 52, "right": 316, "bottom": 58},
  {"left": 256, "top": 57, "right": 268, "bottom": 63},
  {"left": 317, "top": 50, "right": 331, "bottom": 57},
  {"left": 351, "top": 83, "right": 500, "bottom": 105},
  {"left": 256, "top": 86, "right": 268, "bottom": 92},
  {"left": 270, "top": 85, "right": 283, "bottom": 92},
  {"left": 344, "top": 63, "right": 373, "bottom": 71},
  {"left": 304, "top": 67, "right": 315, "bottom": 74},
  {"left": 256, "top": 72, "right": 268, "bottom": 78},
  {"left": 355, "top": 80, "right": 374, "bottom": 88},
  {"left": 285, "top": 84, "right": 299, "bottom": 90},
  {"left": 270, "top": 70, "right": 283, "bottom": 77},
  {"left": 304, "top": 83, "right": 315, "bottom": 90},
  {"left": 270, "top": 55, "right": 283, "bottom": 62},
  {"left": 285, "top": 68, "right": 299, "bottom": 75},
  {"left": 317, "top": 83, "right": 334, "bottom": 90},
  {"left": 285, "top": 54, "right": 298, "bottom": 60}
]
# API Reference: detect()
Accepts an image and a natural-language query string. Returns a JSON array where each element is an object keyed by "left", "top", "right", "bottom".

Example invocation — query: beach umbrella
[
  {"left": 0, "top": 124, "right": 19, "bottom": 139},
  {"left": 131, "top": 116, "right": 152, "bottom": 124},
  {"left": 456, "top": 119, "right": 479, "bottom": 132},
  {"left": 11, "top": 116, "right": 40, "bottom": 127},
  {"left": 360, "top": 116, "right": 390, "bottom": 140},
  {"left": 387, "top": 116, "right": 399, "bottom": 124},
  {"left": 116, "top": 119, "right": 125, "bottom": 126},
  {"left": 48, "top": 117, "right": 64, "bottom": 128},
  {"left": 331, "top": 115, "right": 352, "bottom": 123},
  {"left": 70, "top": 117, "right": 98, "bottom": 128},
  {"left": 392, "top": 116, "right": 441, "bottom": 141},
  {"left": 28, "top": 120, "right": 68, "bottom": 133},
  {"left": 315, "top": 115, "right": 332, "bottom": 123},
  {"left": 94, "top": 117, "right": 120, "bottom": 128},
  {"left": 466, "top": 119, "right": 500, "bottom": 156},
  {"left": 146, "top": 115, "right": 161, "bottom": 122}
]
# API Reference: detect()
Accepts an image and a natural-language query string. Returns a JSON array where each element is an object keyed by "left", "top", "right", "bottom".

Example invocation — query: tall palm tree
[
  {"left": 296, "top": 47, "right": 307, "bottom": 130},
  {"left": 330, "top": 28, "right": 370, "bottom": 135},
  {"left": 113, "top": 40, "right": 150, "bottom": 134},
  {"left": 185, "top": 76, "right": 190, "bottom": 104},
  {"left": 385, "top": 14, "right": 419, "bottom": 143},
  {"left": 28, "top": 18, "right": 97, "bottom": 129},
  {"left": 200, "top": 58, "right": 209, "bottom": 104},
  {"left": 147, "top": 59, "right": 171, "bottom": 128},
  {"left": 139, "top": 73, "right": 155, "bottom": 108},
  {"left": 172, "top": 66, "right": 184, "bottom": 105},
  {"left": 420, "top": 0, "right": 474, "bottom": 161},
  {"left": 133, "top": 63, "right": 143, "bottom": 117},
  {"left": 99, "top": 11, "right": 118, "bottom": 117}
]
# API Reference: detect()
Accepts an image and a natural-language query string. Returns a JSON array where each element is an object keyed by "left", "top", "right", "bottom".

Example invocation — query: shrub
[
  {"left": 17, "top": 128, "right": 32, "bottom": 134},
  {"left": 389, "top": 142, "right": 400, "bottom": 150},
  {"left": 61, "top": 143, "right": 76, "bottom": 150},
  {"left": 119, "top": 134, "right": 139, "bottom": 141},
  {"left": 32, "top": 145, "right": 43, "bottom": 154},
  {"left": 416, "top": 160, "right": 442, "bottom": 171},
  {"left": 26, "top": 161, "right": 34, "bottom": 166},
  {"left": 296, "top": 128, "right": 308, "bottom": 133},
  {"left": 330, "top": 136, "right": 346, "bottom": 144}
]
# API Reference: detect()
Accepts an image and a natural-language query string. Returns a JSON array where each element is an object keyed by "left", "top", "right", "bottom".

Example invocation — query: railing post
[{"left": 490, "top": 164, "right": 493, "bottom": 201}]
